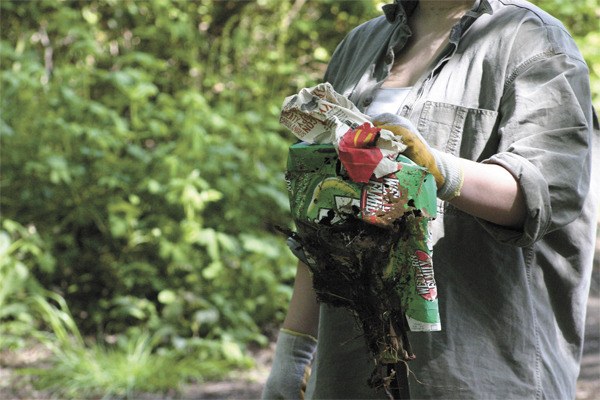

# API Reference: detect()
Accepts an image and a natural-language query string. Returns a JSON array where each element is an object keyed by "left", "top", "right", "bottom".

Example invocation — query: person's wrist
[{"left": 431, "top": 149, "right": 464, "bottom": 201}]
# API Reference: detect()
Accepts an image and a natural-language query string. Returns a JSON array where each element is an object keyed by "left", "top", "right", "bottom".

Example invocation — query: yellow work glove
[
  {"left": 261, "top": 329, "right": 317, "bottom": 400},
  {"left": 373, "top": 113, "right": 464, "bottom": 201}
]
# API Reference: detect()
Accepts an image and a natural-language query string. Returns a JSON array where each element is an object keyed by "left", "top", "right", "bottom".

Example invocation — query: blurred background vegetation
[{"left": 1, "top": 0, "right": 598, "bottom": 397}]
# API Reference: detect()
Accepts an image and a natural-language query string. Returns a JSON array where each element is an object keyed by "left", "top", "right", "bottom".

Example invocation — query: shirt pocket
[{"left": 417, "top": 101, "right": 499, "bottom": 161}]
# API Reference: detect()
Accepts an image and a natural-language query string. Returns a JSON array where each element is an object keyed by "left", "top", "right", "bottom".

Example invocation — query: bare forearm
[
  {"left": 449, "top": 159, "right": 526, "bottom": 228},
  {"left": 282, "top": 261, "right": 320, "bottom": 338}
]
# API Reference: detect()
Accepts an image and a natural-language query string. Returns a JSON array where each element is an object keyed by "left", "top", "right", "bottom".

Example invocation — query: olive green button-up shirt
[{"left": 305, "top": 0, "right": 598, "bottom": 398}]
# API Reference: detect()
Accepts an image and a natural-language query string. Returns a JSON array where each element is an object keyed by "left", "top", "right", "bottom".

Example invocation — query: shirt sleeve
[{"left": 478, "top": 46, "right": 593, "bottom": 247}]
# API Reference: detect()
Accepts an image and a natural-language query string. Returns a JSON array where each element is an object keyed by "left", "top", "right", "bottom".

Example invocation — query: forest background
[{"left": 1, "top": 0, "right": 599, "bottom": 397}]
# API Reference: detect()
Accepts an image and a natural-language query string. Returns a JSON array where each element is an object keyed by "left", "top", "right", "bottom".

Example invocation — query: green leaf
[{"left": 157, "top": 290, "right": 177, "bottom": 305}]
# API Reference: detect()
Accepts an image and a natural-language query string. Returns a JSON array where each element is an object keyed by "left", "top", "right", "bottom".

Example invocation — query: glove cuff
[
  {"left": 281, "top": 328, "right": 318, "bottom": 343},
  {"left": 273, "top": 329, "right": 317, "bottom": 368},
  {"left": 262, "top": 330, "right": 317, "bottom": 399},
  {"left": 431, "top": 149, "right": 464, "bottom": 201}
]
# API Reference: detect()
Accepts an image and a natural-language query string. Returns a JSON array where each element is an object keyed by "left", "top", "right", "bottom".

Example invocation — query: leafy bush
[
  {"left": 0, "top": 220, "right": 53, "bottom": 349},
  {"left": 0, "top": 0, "right": 381, "bottom": 368}
]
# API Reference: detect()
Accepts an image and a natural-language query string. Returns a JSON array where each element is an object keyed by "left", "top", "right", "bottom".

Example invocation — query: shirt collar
[
  {"left": 382, "top": 0, "right": 416, "bottom": 23},
  {"left": 383, "top": 0, "right": 492, "bottom": 24}
]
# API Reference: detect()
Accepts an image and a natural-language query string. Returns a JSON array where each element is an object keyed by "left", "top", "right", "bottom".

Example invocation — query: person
[{"left": 262, "top": 0, "right": 599, "bottom": 398}]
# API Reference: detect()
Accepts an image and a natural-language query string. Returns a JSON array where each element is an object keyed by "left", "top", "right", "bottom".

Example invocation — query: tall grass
[{"left": 23, "top": 292, "right": 251, "bottom": 398}]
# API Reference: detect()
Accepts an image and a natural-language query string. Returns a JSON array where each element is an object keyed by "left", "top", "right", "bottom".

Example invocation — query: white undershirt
[{"left": 365, "top": 87, "right": 412, "bottom": 117}]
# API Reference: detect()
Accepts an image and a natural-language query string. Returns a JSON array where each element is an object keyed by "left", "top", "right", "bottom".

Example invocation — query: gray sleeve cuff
[{"left": 477, "top": 152, "right": 552, "bottom": 247}]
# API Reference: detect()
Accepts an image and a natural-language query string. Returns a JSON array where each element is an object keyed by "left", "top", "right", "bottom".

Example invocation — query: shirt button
[{"left": 363, "top": 96, "right": 373, "bottom": 106}]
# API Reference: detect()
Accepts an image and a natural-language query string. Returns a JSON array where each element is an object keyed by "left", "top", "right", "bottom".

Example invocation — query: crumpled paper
[{"left": 280, "top": 82, "right": 407, "bottom": 183}]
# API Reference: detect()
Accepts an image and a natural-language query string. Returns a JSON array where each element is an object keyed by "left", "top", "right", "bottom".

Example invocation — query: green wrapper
[
  {"left": 285, "top": 142, "right": 440, "bottom": 332},
  {"left": 386, "top": 215, "right": 441, "bottom": 331}
]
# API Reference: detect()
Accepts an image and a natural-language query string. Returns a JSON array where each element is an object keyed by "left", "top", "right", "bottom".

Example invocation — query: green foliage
[
  {"left": 0, "top": 0, "right": 597, "bottom": 393},
  {"left": 24, "top": 291, "right": 250, "bottom": 398},
  {"left": 0, "top": 220, "right": 52, "bottom": 349},
  {"left": 24, "top": 336, "right": 198, "bottom": 398},
  {"left": 0, "top": 0, "right": 382, "bottom": 385},
  {"left": 1, "top": 0, "right": 305, "bottom": 345}
]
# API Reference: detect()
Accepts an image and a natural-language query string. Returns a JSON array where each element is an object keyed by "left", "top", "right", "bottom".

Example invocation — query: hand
[
  {"left": 261, "top": 329, "right": 317, "bottom": 400},
  {"left": 373, "top": 113, "right": 464, "bottom": 201}
]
